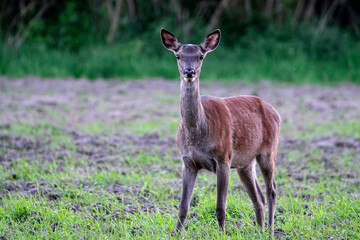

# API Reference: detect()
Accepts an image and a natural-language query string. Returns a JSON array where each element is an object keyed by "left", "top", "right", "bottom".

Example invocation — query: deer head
[{"left": 161, "top": 28, "right": 221, "bottom": 82}]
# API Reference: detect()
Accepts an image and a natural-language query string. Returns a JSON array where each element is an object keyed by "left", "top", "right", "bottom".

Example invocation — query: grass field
[{"left": 0, "top": 77, "right": 359, "bottom": 239}]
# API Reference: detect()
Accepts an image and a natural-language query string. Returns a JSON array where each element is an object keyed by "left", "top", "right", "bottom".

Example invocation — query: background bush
[{"left": 0, "top": 0, "right": 359, "bottom": 83}]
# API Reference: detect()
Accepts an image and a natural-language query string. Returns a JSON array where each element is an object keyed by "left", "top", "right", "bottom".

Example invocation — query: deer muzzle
[{"left": 184, "top": 69, "right": 196, "bottom": 82}]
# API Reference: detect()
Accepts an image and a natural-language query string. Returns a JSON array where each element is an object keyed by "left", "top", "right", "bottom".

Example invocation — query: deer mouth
[{"left": 183, "top": 77, "right": 196, "bottom": 82}]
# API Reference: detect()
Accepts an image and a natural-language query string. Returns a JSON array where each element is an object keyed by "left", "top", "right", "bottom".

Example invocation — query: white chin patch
[{"left": 184, "top": 77, "right": 195, "bottom": 82}]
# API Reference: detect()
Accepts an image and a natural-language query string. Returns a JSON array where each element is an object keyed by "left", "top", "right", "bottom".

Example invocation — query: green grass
[
  {"left": 1, "top": 158, "right": 359, "bottom": 239},
  {"left": 282, "top": 120, "right": 360, "bottom": 139},
  {"left": 1, "top": 118, "right": 359, "bottom": 239},
  {"left": 1, "top": 26, "right": 359, "bottom": 84}
]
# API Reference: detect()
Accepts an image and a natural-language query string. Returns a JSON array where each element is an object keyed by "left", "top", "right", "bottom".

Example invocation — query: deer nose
[{"left": 184, "top": 69, "right": 195, "bottom": 78}]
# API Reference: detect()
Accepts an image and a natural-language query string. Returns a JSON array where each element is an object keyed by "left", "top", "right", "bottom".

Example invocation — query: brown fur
[{"left": 201, "top": 96, "right": 281, "bottom": 167}]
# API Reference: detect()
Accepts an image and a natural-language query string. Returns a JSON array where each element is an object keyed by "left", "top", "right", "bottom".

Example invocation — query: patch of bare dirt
[
  {"left": 275, "top": 134, "right": 360, "bottom": 197},
  {"left": 1, "top": 77, "right": 359, "bottom": 129},
  {"left": 0, "top": 130, "right": 176, "bottom": 163}
]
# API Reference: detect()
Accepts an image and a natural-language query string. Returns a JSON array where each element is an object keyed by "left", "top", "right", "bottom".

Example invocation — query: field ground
[{"left": 0, "top": 77, "right": 359, "bottom": 239}]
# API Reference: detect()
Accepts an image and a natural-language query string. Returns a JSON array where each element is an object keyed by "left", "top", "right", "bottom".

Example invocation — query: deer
[{"left": 160, "top": 28, "right": 281, "bottom": 234}]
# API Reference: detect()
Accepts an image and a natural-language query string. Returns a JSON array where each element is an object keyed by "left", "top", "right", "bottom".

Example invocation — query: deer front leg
[
  {"left": 176, "top": 164, "right": 197, "bottom": 233},
  {"left": 216, "top": 162, "right": 230, "bottom": 231}
]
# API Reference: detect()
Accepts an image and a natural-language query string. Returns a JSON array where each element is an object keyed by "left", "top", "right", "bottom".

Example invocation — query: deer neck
[{"left": 180, "top": 78, "right": 206, "bottom": 132}]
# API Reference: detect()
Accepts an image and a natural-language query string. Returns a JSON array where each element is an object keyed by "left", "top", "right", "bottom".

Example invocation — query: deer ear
[
  {"left": 200, "top": 29, "right": 221, "bottom": 53},
  {"left": 161, "top": 28, "right": 181, "bottom": 52}
]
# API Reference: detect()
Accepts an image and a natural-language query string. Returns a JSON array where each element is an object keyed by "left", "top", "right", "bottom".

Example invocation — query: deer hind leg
[
  {"left": 236, "top": 162, "right": 265, "bottom": 229},
  {"left": 176, "top": 164, "right": 198, "bottom": 232},
  {"left": 256, "top": 152, "right": 277, "bottom": 234}
]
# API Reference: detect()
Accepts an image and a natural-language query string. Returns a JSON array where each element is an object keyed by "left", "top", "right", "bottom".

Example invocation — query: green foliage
[
  {"left": 1, "top": 23, "right": 359, "bottom": 84},
  {"left": 0, "top": 1, "right": 359, "bottom": 83},
  {"left": 28, "top": 1, "right": 104, "bottom": 51}
]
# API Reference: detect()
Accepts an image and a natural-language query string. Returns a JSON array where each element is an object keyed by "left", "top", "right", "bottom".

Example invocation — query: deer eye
[
  {"left": 200, "top": 55, "right": 204, "bottom": 60},
  {"left": 175, "top": 55, "right": 180, "bottom": 59}
]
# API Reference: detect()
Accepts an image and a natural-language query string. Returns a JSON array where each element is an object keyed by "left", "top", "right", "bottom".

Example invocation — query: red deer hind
[{"left": 160, "top": 28, "right": 281, "bottom": 234}]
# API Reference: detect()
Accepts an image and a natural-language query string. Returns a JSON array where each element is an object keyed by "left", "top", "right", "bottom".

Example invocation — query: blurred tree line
[{"left": 0, "top": 0, "right": 359, "bottom": 51}]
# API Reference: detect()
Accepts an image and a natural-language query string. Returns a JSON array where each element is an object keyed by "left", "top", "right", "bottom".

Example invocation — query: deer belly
[{"left": 230, "top": 150, "right": 257, "bottom": 168}]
